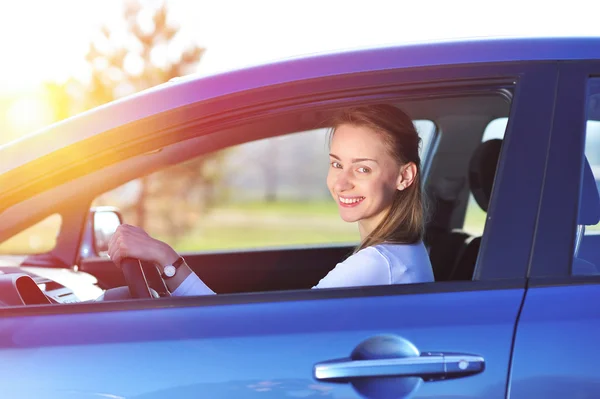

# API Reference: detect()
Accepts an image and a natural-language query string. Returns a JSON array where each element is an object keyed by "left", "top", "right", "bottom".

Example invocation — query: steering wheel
[{"left": 121, "top": 258, "right": 153, "bottom": 298}]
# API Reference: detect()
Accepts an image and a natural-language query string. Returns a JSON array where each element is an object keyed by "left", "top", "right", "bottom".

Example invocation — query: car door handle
[{"left": 314, "top": 352, "right": 484, "bottom": 382}]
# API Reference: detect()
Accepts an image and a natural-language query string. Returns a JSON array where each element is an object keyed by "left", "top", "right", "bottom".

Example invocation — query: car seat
[
  {"left": 427, "top": 139, "right": 503, "bottom": 281},
  {"left": 448, "top": 139, "right": 503, "bottom": 281}
]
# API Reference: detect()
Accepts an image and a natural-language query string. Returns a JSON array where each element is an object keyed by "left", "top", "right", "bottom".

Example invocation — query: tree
[
  {"left": 77, "top": 0, "right": 223, "bottom": 240},
  {"left": 83, "top": 1, "right": 203, "bottom": 107}
]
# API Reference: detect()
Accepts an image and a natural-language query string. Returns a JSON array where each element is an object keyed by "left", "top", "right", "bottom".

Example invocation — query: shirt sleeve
[
  {"left": 171, "top": 272, "right": 216, "bottom": 296},
  {"left": 313, "top": 246, "right": 392, "bottom": 289}
]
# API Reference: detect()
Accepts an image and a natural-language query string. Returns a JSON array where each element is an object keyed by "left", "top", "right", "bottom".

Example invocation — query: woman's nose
[{"left": 334, "top": 170, "right": 354, "bottom": 191}]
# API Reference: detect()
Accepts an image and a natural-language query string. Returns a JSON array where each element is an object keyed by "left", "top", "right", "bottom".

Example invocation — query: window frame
[{"left": 529, "top": 60, "right": 600, "bottom": 281}]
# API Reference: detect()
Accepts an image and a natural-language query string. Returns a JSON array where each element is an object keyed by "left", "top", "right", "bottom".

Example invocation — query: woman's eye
[
  {"left": 331, "top": 161, "right": 342, "bottom": 169},
  {"left": 357, "top": 167, "right": 371, "bottom": 173}
]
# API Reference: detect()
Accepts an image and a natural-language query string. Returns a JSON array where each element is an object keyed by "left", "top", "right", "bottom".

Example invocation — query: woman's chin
[{"left": 339, "top": 212, "right": 360, "bottom": 223}]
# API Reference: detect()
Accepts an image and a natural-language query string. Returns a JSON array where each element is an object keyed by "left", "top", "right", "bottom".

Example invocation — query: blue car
[{"left": 0, "top": 37, "right": 599, "bottom": 398}]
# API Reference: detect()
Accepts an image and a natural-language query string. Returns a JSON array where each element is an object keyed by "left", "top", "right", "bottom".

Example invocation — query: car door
[
  {"left": 509, "top": 61, "right": 600, "bottom": 397},
  {"left": 0, "top": 61, "right": 557, "bottom": 399}
]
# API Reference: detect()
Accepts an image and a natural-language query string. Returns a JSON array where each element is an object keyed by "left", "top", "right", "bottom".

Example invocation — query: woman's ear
[{"left": 396, "top": 162, "right": 417, "bottom": 191}]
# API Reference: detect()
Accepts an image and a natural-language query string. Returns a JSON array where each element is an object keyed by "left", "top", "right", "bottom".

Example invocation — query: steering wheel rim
[{"left": 121, "top": 258, "right": 153, "bottom": 299}]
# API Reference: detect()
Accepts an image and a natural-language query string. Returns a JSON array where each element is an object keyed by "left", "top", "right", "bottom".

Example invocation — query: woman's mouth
[{"left": 338, "top": 196, "right": 365, "bottom": 207}]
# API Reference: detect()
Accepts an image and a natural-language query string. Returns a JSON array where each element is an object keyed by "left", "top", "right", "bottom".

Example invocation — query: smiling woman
[{"left": 327, "top": 105, "right": 425, "bottom": 252}]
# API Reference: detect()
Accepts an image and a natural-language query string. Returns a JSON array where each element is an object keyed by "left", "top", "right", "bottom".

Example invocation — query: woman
[{"left": 107, "top": 104, "right": 434, "bottom": 296}]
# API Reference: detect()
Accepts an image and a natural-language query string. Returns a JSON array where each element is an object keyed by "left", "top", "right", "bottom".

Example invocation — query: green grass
[
  {"left": 462, "top": 206, "right": 488, "bottom": 236},
  {"left": 216, "top": 200, "right": 341, "bottom": 216},
  {"left": 165, "top": 225, "right": 359, "bottom": 252}
]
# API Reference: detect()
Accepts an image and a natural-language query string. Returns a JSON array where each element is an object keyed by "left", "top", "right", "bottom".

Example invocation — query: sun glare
[
  {"left": 6, "top": 96, "right": 53, "bottom": 135},
  {"left": 0, "top": 1, "right": 121, "bottom": 91}
]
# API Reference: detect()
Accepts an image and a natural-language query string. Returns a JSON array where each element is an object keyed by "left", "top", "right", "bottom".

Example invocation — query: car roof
[{"left": 1, "top": 36, "right": 600, "bottom": 177}]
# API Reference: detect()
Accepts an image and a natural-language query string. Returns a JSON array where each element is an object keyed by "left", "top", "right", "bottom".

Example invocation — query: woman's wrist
[
  {"left": 154, "top": 241, "right": 180, "bottom": 267},
  {"left": 149, "top": 241, "right": 193, "bottom": 293},
  {"left": 164, "top": 262, "right": 193, "bottom": 293}
]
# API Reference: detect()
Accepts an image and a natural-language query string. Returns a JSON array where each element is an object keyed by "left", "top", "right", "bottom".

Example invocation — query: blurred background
[{"left": 1, "top": 0, "right": 599, "bottom": 254}]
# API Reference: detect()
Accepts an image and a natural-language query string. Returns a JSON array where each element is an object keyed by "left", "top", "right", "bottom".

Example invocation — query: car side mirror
[
  {"left": 80, "top": 207, "right": 123, "bottom": 259},
  {"left": 94, "top": 209, "right": 122, "bottom": 254}
]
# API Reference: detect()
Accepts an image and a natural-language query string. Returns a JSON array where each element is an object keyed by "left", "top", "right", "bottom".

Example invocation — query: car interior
[
  {"left": 87, "top": 90, "right": 513, "bottom": 295},
  {"left": 0, "top": 85, "right": 552, "bottom": 304}
]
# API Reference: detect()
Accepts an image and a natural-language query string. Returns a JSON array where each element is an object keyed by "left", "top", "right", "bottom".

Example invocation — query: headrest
[
  {"left": 468, "top": 139, "right": 502, "bottom": 212},
  {"left": 579, "top": 157, "right": 600, "bottom": 225}
]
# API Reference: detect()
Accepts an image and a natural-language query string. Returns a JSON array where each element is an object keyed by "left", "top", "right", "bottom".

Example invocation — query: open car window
[
  {"left": 93, "top": 120, "right": 437, "bottom": 254},
  {"left": 84, "top": 86, "right": 516, "bottom": 291}
]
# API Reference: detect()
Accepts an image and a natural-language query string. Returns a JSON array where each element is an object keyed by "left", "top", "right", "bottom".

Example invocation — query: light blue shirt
[{"left": 172, "top": 242, "right": 434, "bottom": 296}]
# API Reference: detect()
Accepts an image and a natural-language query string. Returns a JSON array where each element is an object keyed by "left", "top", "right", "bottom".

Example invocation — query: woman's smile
[{"left": 338, "top": 195, "right": 365, "bottom": 207}]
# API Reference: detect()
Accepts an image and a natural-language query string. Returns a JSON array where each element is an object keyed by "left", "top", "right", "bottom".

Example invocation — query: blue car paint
[
  {"left": 0, "top": 287, "right": 523, "bottom": 398},
  {"left": 509, "top": 284, "right": 600, "bottom": 398}
]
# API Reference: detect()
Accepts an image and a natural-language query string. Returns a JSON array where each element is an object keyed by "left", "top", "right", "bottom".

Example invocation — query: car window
[
  {"left": 415, "top": 119, "right": 436, "bottom": 159},
  {"left": 571, "top": 78, "right": 600, "bottom": 276},
  {"left": 586, "top": 120, "right": 600, "bottom": 234},
  {"left": 0, "top": 214, "right": 62, "bottom": 255},
  {"left": 93, "top": 121, "right": 436, "bottom": 253},
  {"left": 462, "top": 118, "right": 508, "bottom": 236}
]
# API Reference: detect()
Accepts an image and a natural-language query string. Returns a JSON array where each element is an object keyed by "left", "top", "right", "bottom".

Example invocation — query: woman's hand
[{"left": 107, "top": 224, "right": 179, "bottom": 268}]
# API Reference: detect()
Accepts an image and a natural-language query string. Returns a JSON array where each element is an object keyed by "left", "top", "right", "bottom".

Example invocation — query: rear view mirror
[{"left": 93, "top": 209, "right": 122, "bottom": 255}]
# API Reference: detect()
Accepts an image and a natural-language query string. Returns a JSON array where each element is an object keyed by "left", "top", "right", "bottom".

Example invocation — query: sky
[{"left": 1, "top": 0, "right": 600, "bottom": 92}]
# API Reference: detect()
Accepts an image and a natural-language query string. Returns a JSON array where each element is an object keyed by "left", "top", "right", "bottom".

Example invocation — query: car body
[{"left": 0, "top": 37, "right": 599, "bottom": 398}]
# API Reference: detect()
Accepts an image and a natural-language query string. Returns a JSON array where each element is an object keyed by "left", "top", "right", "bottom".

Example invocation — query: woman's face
[{"left": 327, "top": 124, "right": 404, "bottom": 235}]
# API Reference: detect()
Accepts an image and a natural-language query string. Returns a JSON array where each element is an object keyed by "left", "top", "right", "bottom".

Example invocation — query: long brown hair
[{"left": 329, "top": 104, "right": 427, "bottom": 253}]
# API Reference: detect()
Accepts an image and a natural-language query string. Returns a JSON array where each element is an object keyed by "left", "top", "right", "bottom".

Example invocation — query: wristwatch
[{"left": 161, "top": 256, "right": 185, "bottom": 279}]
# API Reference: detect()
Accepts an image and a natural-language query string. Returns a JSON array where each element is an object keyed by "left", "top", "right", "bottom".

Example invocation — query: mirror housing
[{"left": 80, "top": 206, "right": 123, "bottom": 259}]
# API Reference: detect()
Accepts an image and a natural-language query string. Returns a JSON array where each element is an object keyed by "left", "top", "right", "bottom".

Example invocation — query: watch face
[{"left": 164, "top": 265, "right": 176, "bottom": 277}]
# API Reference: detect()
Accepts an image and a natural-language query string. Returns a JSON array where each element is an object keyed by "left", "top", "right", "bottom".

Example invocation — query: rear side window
[
  {"left": 571, "top": 78, "right": 600, "bottom": 276},
  {"left": 585, "top": 120, "right": 600, "bottom": 234}
]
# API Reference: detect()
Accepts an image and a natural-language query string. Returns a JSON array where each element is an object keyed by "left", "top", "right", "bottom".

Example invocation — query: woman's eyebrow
[
  {"left": 352, "top": 157, "right": 378, "bottom": 164},
  {"left": 329, "top": 154, "right": 378, "bottom": 164}
]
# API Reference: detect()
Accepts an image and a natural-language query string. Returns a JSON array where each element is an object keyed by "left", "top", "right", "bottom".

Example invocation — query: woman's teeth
[{"left": 339, "top": 196, "right": 365, "bottom": 204}]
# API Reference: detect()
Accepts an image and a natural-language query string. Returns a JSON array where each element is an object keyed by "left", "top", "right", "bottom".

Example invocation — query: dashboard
[{"left": 0, "top": 263, "right": 104, "bottom": 306}]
